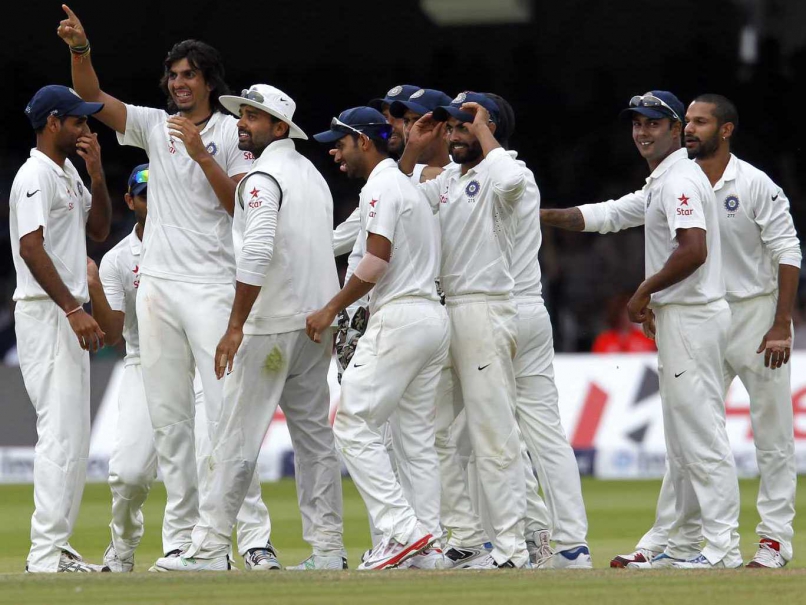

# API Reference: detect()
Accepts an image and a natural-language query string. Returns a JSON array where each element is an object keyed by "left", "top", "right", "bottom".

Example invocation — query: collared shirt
[
  {"left": 361, "top": 158, "right": 440, "bottom": 313},
  {"left": 10, "top": 149, "right": 92, "bottom": 303},
  {"left": 418, "top": 147, "right": 527, "bottom": 297},
  {"left": 713, "top": 154, "right": 801, "bottom": 301},
  {"left": 117, "top": 106, "right": 253, "bottom": 284},
  {"left": 99, "top": 227, "right": 142, "bottom": 362},
  {"left": 580, "top": 147, "right": 724, "bottom": 306}
]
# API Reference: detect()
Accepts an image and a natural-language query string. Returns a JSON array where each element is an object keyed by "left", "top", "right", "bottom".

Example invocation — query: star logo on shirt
[
  {"left": 370, "top": 198, "right": 378, "bottom": 207},
  {"left": 678, "top": 194, "right": 690, "bottom": 205},
  {"left": 250, "top": 187, "right": 260, "bottom": 198}
]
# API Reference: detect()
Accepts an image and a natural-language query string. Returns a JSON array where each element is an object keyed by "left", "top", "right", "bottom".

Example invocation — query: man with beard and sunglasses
[
  {"left": 155, "top": 85, "right": 345, "bottom": 572},
  {"left": 541, "top": 91, "right": 742, "bottom": 569},
  {"left": 56, "top": 6, "right": 276, "bottom": 570},
  {"left": 612, "top": 94, "right": 800, "bottom": 569}
]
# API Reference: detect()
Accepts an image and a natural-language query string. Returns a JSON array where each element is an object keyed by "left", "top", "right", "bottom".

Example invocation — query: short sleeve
[
  {"left": 664, "top": 175, "right": 707, "bottom": 236},
  {"left": 99, "top": 253, "right": 125, "bottom": 312},
  {"left": 13, "top": 170, "right": 51, "bottom": 239},
  {"left": 333, "top": 206, "right": 361, "bottom": 256},
  {"left": 116, "top": 104, "right": 167, "bottom": 151},
  {"left": 221, "top": 116, "right": 254, "bottom": 177},
  {"left": 363, "top": 183, "right": 399, "bottom": 243}
]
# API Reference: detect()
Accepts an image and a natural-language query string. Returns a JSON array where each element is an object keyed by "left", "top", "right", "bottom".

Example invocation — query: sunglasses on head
[
  {"left": 129, "top": 169, "right": 148, "bottom": 193},
  {"left": 241, "top": 88, "right": 265, "bottom": 104},
  {"left": 629, "top": 93, "right": 680, "bottom": 122},
  {"left": 330, "top": 117, "right": 391, "bottom": 140}
]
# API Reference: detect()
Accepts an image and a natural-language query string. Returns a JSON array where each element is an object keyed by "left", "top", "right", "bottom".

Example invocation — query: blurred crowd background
[{"left": 2, "top": 0, "right": 805, "bottom": 364}]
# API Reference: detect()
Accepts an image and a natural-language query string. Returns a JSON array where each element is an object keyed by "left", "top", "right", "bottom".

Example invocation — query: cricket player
[
  {"left": 369, "top": 84, "right": 420, "bottom": 160},
  {"left": 400, "top": 92, "right": 531, "bottom": 569},
  {"left": 307, "top": 106, "right": 449, "bottom": 570},
  {"left": 611, "top": 94, "right": 800, "bottom": 569},
  {"left": 11, "top": 84, "right": 111, "bottom": 572},
  {"left": 154, "top": 85, "right": 345, "bottom": 572},
  {"left": 57, "top": 6, "right": 275, "bottom": 568},
  {"left": 542, "top": 90, "right": 741, "bottom": 569}
]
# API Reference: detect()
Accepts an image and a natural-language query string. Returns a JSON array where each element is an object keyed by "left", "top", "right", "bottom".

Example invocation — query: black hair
[
  {"left": 159, "top": 40, "right": 230, "bottom": 114},
  {"left": 350, "top": 132, "right": 389, "bottom": 155},
  {"left": 693, "top": 93, "right": 739, "bottom": 134},
  {"left": 481, "top": 92, "right": 515, "bottom": 149},
  {"left": 34, "top": 114, "right": 68, "bottom": 135}
]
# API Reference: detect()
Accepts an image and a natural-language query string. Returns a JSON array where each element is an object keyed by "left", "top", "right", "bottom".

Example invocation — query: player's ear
[
  {"left": 721, "top": 121, "right": 735, "bottom": 141},
  {"left": 124, "top": 193, "right": 135, "bottom": 211},
  {"left": 488, "top": 122, "right": 497, "bottom": 137}
]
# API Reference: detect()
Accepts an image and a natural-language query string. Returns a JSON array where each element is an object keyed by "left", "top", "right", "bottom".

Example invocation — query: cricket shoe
[
  {"left": 103, "top": 542, "right": 134, "bottom": 572},
  {"left": 244, "top": 542, "right": 282, "bottom": 570},
  {"left": 148, "top": 548, "right": 181, "bottom": 572},
  {"left": 464, "top": 554, "right": 523, "bottom": 569},
  {"left": 672, "top": 554, "right": 742, "bottom": 569},
  {"left": 526, "top": 530, "right": 553, "bottom": 568},
  {"left": 357, "top": 526, "right": 434, "bottom": 570},
  {"left": 747, "top": 539, "right": 787, "bottom": 568},
  {"left": 610, "top": 547, "right": 661, "bottom": 569},
  {"left": 287, "top": 553, "right": 348, "bottom": 570},
  {"left": 397, "top": 547, "right": 449, "bottom": 569},
  {"left": 626, "top": 553, "right": 684, "bottom": 569},
  {"left": 152, "top": 552, "right": 230, "bottom": 572},
  {"left": 547, "top": 546, "right": 593, "bottom": 569},
  {"left": 444, "top": 543, "right": 493, "bottom": 569},
  {"left": 32, "top": 551, "right": 108, "bottom": 573}
]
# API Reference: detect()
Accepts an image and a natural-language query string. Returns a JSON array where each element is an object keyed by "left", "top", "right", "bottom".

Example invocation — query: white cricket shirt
[
  {"left": 580, "top": 147, "right": 724, "bottom": 306},
  {"left": 99, "top": 227, "right": 142, "bottom": 363},
  {"left": 361, "top": 158, "right": 440, "bottom": 313},
  {"left": 509, "top": 152, "right": 543, "bottom": 299},
  {"left": 10, "top": 149, "right": 92, "bottom": 303},
  {"left": 117, "top": 106, "right": 252, "bottom": 283},
  {"left": 419, "top": 147, "right": 527, "bottom": 297},
  {"left": 713, "top": 154, "right": 801, "bottom": 301}
]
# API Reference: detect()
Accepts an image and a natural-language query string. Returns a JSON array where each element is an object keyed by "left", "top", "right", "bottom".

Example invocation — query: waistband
[
  {"left": 727, "top": 291, "right": 777, "bottom": 306},
  {"left": 445, "top": 293, "right": 512, "bottom": 306},
  {"left": 653, "top": 297, "right": 728, "bottom": 312},
  {"left": 377, "top": 295, "right": 441, "bottom": 309},
  {"left": 514, "top": 295, "right": 544, "bottom": 306}
]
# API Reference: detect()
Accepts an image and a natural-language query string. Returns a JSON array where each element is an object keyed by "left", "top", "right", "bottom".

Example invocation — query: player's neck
[
  {"left": 35, "top": 139, "right": 67, "bottom": 168},
  {"left": 135, "top": 222, "right": 144, "bottom": 241},
  {"left": 425, "top": 147, "right": 451, "bottom": 169},
  {"left": 695, "top": 148, "right": 731, "bottom": 187},
  {"left": 361, "top": 153, "right": 387, "bottom": 180},
  {"left": 180, "top": 102, "right": 215, "bottom": 126}
]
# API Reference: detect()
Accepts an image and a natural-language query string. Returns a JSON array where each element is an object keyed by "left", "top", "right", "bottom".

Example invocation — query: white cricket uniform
[
  {"left": 99, "top": 228, "right": 269, "bottom": 559},
  {"left": 117, "top": 105, "right": 270, "bottom": 554},
  {"left": 10, "top": 150, "right": 92, "bottom": 572},
  {"left": 418, "top": 147, "right": 528, "bottom": 566},
  {"left": 187, "top": 139, "right": 343, "bottom": 559},
  {"left": 333, "top": 158, "right": 449, "bottom": 547},
  {"left": 635, "top": 155, "right": 801, "bottom": 561},
  {"left": 580, "top": 147, "right": 740, "bottom": 566}
]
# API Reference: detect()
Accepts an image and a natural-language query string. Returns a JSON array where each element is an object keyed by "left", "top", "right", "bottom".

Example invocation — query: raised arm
[{"left": 542, "top": 190, "right": 646, "bottom": 234}]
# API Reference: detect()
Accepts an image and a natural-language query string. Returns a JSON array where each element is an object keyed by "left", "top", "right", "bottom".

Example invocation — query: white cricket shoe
[
  {"left": 103, "top": 542, "right": 134, "bottom": 572},
  {"left": 464, "top": 553, "right": 523, "bottom": 569},
  {"left": 287, "top": 553, "right": 348, "bottom": 570},
  {"left": 547, "top": 546, "right": 593, "bottom": 569},
  {"left": 152, "top": 553, "right": 230, "bottom": 572},
  {"left": 357, "top": 526, "right": 433, "bottom": 570},
  {"left": 610, "top": 547, "right": 661, "bottom": 569},
  {"left": 244, "top": 542, "right": 281, "bottom": 570},
  {"left": 672, "top": 554, "right": 742, "bottom": 569},
  {"left": 526, "top": 530, "right": 553, "bottom": 568},
  {"left": 633, "top": 553, "right": 685, "bottom": 569},
  {"left": 443, "top": 543, "right": 493, "bottom": 569},
  {"left": 47, "top": 551, "right": 107, "bottom": 573},
  {"left": 747, "top": 539, "right": 787, "bottom": 568},
  {"left": 397, "top": 547, "right": 449, "bottom": 569}
]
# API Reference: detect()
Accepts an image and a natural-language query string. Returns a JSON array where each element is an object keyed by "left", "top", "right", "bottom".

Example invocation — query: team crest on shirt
[
  {"left": 465, "top": 180, "right": 480, "bottom": 201},
  {"left": 387, "top": 86, "right": 403, "bottom": 97},
  {"left": 723, "top": 195, "right": 739, "bottom": 218},
  {"left": 206, "top": 142, "right": 218, "bottom": 156}
]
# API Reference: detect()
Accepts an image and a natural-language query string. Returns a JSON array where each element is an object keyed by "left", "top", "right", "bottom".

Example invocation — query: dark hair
[
  {"left": 693, "top": 93, "right": 739, "bottom": 134},
  {"left": 349, "top": 131, "right": 389, "bottom": 155},
  {"left": 34, "top": 114, "right": 68, "bottom": 135},
  {"left": 159, "top": 40, "right": 230, "bottom": 114},
  {"left": 482, "top": 92, "right": 515, "bottom": 149}
]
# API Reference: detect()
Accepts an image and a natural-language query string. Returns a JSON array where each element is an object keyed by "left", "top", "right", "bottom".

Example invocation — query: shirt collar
[
  {"left": 30, "top": 148, "right": 71, "bottom": 179},
  {"left": 646, "top": 147, "right": 688, "bottom": 183},
  {"left": 254, "top": 138, "right": 295, "bottom": 166},
  {"left": 366, "top": 158, "right": 398, "bottom": 183},
  {"left": 712, "top": 153, "right": 738, "bottom": 191},
  {"left": 129, "top": 225, "right": 142, "bottom": 256}
]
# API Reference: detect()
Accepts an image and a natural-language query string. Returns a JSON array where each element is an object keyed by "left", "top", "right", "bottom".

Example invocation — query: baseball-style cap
[
  {"left": 219, "top": 84, "right": 308, "bottom": 140},
  {"left": 25, "top": 85, "right": 104, "bottom": 130},
  {"left": 432, "top": 91, "right": 500, "bottom": 124},
  {"left": 313, "top": 107, "right": 392, "bottom": 144},
  {"left": 389, "top": 88, "right": 453, "bottom": 119},
  {"left": 368, "top": 85, "right": 421, "bottom": 112},
  {"left": 128, "top": 164, "right": 149, "bottom": 197},
  {"left": 621, "top": 90, "right": 684, "bottom": 122}
]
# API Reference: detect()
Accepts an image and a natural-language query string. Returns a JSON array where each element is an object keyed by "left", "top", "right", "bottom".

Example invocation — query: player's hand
[
  {"left": 641, "top": 308, "right": 656, "bottom": 341},
  {"left": 57, "top": 4, "right": 88, "bottom": 47},
  {"left": 76, "top": 132, "right": 103, "bottom": 180},
  {"left": 460, "top": 102, "right": 492, "bottom": 133},
  {"left": 215, "top": 326, "right": 243, "bottom": 380},
  {"left": 167, "top": 116, "right": 207, "bottom": 162},
  {"left": 406, "top": 113, "right": 445, "bottom": 151},
  {"left": 68, "top": 308, "right": 105, "bottom": 352},
  {"left": 627, "top": 285, "right": 651, "bottom": 323},
  {"left": 86, "top": 257, "right": 101, "bottom": 290},
  {"left": 756, "top": 321, "right": 792, "bottom": 369},
  {"left": 306, "top": 307, "right": 336, "bottom": 344}
]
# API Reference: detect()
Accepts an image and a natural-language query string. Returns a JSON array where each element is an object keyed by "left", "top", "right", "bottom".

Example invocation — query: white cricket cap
[{"left": 220, "top": 84, "right": 308, "bottom": 140}]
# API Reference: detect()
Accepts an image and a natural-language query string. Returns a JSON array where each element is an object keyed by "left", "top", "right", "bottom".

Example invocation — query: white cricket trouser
[
  {"left": 136, "top": 276, "right": 271, "bottom": 554},
  {"left": 512, "top": 297, "right": 588, "bottom": 550},
  {"left": 654, "top": 299, "right": 741, "bottom": 566},
  {"left": 637, "top": 293, "right": 796, "bottom": 561},
  {"left": 15, "top": 300, "right": 90, "bottom": 572},
  {"left": 441, "top": 294, "right": 528, "bottom": 567},
  {"left": 188, "top": 328, "right": 344, "bottom": 558},
  {"left": 334, "top": 298, "right": 449, "bottom": 545}
]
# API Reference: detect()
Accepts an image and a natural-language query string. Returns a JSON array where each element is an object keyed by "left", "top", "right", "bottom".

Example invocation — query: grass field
[{"left": 0, "top": 478, "right": 803, "bottom": 604}]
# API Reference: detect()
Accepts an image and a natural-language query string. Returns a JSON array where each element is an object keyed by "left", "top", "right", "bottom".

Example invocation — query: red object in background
[{"left": 591, "top": 327, "right": 656, "bottom": 353}]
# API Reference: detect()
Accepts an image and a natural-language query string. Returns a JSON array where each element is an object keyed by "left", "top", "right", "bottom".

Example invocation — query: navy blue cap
[
  {"left": 313, "top": 107, "right": 392, "bottom": 144},
  {"left": 432, "top": 91, "right": 500, "bottom": 124},
  {"left": 368, "top": 85, "right": 421, "bottom": 112},
  {"left": 25, "top": 85, "right": 104, "bottom": 130},
  {"left": 621, "top": 90, "right": 684, "bottom": 122},
  {"left": 127, "top": 164, "right": 149, "bottom": 197},
  {"left": 389, "top": 88, "right": 453, "bottom": 119}
]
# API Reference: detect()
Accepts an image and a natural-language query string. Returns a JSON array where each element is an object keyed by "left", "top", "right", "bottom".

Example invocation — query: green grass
[{"left": 0, "top": 478, "right": 803, "bottom": 604}]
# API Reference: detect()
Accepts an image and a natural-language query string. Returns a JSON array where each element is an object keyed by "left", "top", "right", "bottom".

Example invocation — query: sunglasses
[
  {"left": 129, "top": 169, "right": 148, "bottom": 192},
  {"left": 629, "top": 93, "right": 680, "bottom": 122},
  {"left": 241, "top": 88, "right": 265, "bottom": 104},
  {"left": 330, "top": 117, "right": 391, "bottom": 140}
]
